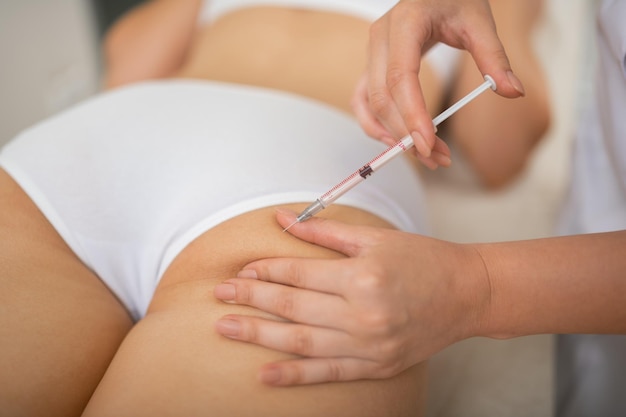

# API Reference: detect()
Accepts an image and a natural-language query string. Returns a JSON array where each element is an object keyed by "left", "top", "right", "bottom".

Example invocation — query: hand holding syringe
[{"left": 284, "top": 75, "right": 497, "bottom": 231}]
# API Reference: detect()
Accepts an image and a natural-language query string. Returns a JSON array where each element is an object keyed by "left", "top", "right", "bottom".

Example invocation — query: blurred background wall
[
  {"left": 0, "top": 0, "right": 143, "bottom": 147},
  {"left": 91, "top": 0, "right": 144, "bottom": 35}
]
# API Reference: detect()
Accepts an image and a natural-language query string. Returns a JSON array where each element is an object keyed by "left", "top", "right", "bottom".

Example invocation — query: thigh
[
  {"left": 0, "top": 169, "right": 133, "bottom": 417},
  {"left": 82, "top": 205, "right": 428, "bottom": 417}
]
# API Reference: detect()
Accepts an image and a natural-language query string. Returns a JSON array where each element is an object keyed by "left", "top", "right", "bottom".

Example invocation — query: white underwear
[
  {"left": 198, "top": 0, "right": 399, "bottom": 25},
  {"left": 0, "top": 80, "right": 429, "bottom": 320}
]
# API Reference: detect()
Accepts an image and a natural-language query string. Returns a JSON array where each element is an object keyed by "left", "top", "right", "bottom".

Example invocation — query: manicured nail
[
  {"left": 411, "top": 131, "right": 431, "bottom": 157},
  {"left": 216, "top": 318, "right": 241, "bottom": 337},
  {"left": 274, "top": 207, "right": 298, "bottom": 216},
  {"left": 381, "top": 136, "right": 396, "bottom": 147},
  {"left": 259, "top": 366, "right": 282, "bottom": 385},
  {"left": 434, "top": 153, "right": 452, "bottom": 167},
  {"left": 214, "top": 283, "right": 236, "bottom": 300},
  {"left": 421, "top": 158, "right": 438, "bottom": 170},
  {"left": 237, "top": 269, "right": 258, "bottom": 279},
  {"left": 507, "top": 71, "right": 526, "bottom": 96}
]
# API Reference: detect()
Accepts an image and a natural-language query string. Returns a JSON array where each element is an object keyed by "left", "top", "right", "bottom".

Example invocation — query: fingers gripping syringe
[{"left": 284, "top": 75, "right": 497, "bottom": 231}]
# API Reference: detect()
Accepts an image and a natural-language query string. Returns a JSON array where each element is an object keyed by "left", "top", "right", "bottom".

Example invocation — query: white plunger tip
[{"left": 484, "top": 75, "right": 497, "bottom": 91}]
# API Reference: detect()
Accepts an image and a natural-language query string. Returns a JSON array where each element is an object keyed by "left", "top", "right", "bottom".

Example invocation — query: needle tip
[{"left": 282, "top": 220, "right": 299, "bottom": 233}]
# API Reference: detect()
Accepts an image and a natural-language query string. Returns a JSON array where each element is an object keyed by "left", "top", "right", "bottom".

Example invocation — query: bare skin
[
  {"left": 352, "top": 0, "right": 549, "bottom": 186},
  {"left": 1, "top": 3, "right": 428, "bottom": 416},
  {"left": 105, "top": 3, "right": 392, "bottom": 114},
  {"left": 0, "top": 0, "right": 548, "bottom": 413},
  {"left": 82, "top": 204, "right": 426, "bottom": 416},
  {"left": 197, "top": 0, "right": 618, "bottom": 393},
  {"left": 358, "top": 0, "right": 528, "bottom": 167},
  {"left": 0, "top": 163, "right": 426, "bottom": 416},
  {"left": 105, "top": 1, "right": 548, "bottom": 186},
  {"left": 211, "top": 211, "right": 626, "bottom": 386},
  {"left": 447, "top": 0, "right": 550, "bottom": 187},
  {"left": 0, "top": 170, "right": 133, "bottom": 416}
]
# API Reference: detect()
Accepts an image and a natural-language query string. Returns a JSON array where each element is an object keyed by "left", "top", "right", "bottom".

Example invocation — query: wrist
[{"left": 456, "top": 243, "right": 495, "bottom": 339}]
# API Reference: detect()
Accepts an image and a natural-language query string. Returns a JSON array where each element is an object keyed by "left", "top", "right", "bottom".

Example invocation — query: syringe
[{"left": 284, "top": 75, "right": 497, "bottom": 231}]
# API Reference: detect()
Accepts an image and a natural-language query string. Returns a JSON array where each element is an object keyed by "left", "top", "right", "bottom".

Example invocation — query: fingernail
[
  {"left": 259, "top": 366, "right": 282, "bottom": 385},
  {"left": 216, "top": 318, "right": 241, "bottom": 337},
  {"left": 507, "top": 71, "right": 526, "bottom": 96},
  {"left": 214, "top": 283, "right": 236, "bottom": 300},
  {"left": 381, "top": 136, "right": 396, "bottom": 147},
  {"left": 421, "top": 158, "right": 438, "bottom": 170},
  {"left": 274, "top": 207, "right": 297, "bottom": 216},
  {"left": 434, "top": 153, "right": 452, "bottom": 167},
  {"left": 237, "top": 269, "right": 258, "bottom": 279},
  {"left": 411, "top": 131, "right": 431, "bottom": 157}
]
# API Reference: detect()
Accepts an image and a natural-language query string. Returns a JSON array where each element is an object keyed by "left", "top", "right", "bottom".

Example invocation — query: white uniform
[
  {"left": 556, "top": 1, "right": 626, "bottom": 416},
  {"left": 558, "top": 0, "right": 626, "bottom": 235}
]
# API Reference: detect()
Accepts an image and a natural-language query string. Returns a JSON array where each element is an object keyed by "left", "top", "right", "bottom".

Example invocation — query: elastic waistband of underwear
[{"left": 197, "top": 0, "right": 395, "bottom": 26}]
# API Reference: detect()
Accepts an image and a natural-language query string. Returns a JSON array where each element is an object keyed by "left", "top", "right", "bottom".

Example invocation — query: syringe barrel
[
  {"left": 318, "top": 135, "right": 414, "bottom": 207},
  {"left": 318, "top": 171, "right": 365, "bottom": 206},
  {"left": 299, "top": 76, "right": 494, "bottom": 223}
]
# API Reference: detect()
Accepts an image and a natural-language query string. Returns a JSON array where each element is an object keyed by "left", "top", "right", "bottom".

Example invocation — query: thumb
[
  {"left": 276, "top": 208, "right": 367, "bottom": 257},
  {"left": 461, "top": 10, "right": 526, "bottom": 98},
  {"left": 469, "top": 37, "right": 526, "bottom": 99}
]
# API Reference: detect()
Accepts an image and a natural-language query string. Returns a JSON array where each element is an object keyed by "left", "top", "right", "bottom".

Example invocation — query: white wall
[{"left": 0, "top": 0, "right": 101, "bottom": 147}]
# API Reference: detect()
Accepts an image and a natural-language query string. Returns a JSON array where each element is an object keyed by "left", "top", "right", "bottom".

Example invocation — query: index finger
[
  {"left": 240, "top": 256, "right": 351, "bottom": 296},
  {"left": 463, "top": 20, "right": 526, "bottom": 98},
  {"left": 384, "top": 5, "right": 438, "bottom": 156},
  {"left": 275, "top": 209, "right": 370, "bottom": 257},
  {"left": 441, "top": 1, "right": 526, "bottom": 99}
]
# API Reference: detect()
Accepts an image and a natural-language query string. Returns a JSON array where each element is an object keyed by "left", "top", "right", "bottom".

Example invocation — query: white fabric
[
  {"left": 558, "top": 0, "right": 626, "bottom": 235},
  {"left": 0, "top": 80, "right": 428, "bottom": 320},
  {"left": 198, "top": 0, "right": 399, "bottom": 25}
]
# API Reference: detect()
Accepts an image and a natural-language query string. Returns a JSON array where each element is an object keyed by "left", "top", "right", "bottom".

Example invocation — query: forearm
[
  {"left": 209, "top": 211, "right": 622, "bottom": 385},
  {"left": 474, "top": 231, "right": 626, "bottom": 338},
  {"left": 103, "top": 0, "right": 202, "bottom": 88},
  {"left": 450, "top": 52, "right": 549, "bottom": 188},
  {"left": 449, "top": 0, "right": 550, "bottom": 188}
]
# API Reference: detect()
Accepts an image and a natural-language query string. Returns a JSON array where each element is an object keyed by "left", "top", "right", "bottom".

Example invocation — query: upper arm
[{"left": 103, "top": 0, "right": 204, "bottom": 88}]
